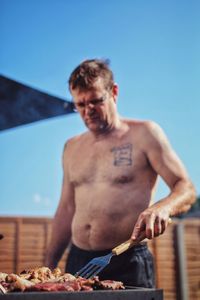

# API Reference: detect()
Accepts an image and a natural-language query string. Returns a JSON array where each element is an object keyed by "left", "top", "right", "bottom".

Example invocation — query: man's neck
[{"left": 90, "top": 117, "right": 126, "bottom": 140}]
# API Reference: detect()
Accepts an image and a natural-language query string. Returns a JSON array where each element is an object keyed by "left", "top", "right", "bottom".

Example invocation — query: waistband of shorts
[{"left": 70, "top": 242, "right": 148, "bottom": 258}]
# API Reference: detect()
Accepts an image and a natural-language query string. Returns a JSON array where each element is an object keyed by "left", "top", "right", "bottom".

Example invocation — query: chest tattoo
[{"left": 111, "top": 143, "right": 132, "bottom": 166}]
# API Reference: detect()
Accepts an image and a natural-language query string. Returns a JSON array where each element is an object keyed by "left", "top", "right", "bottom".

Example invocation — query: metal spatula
[
  {"left": 75, "top": 233, "right": 147, "bottom": 279},
  {"left": 0, "top": 284, "right": 6, "bottom": 294}
]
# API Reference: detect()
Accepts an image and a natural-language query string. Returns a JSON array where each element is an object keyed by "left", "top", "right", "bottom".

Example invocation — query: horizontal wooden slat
[
  {"left": 0, "top": 237, "right": 16, "bottom": 243},
  {"left": 0, "top": 257, "right": 15, "bottom": 262},
  {"left": 20, "top": 241, "right": 45, "bottom": 247},
  {"left": 0, "top": 262, "right": 15, "bottom": 268},
  {"left": 0, "top": 250, "right": 16, "bottom": 257},
  {"left": 20, "top": 249, "right": 45, "bottom": 254},
  {"left": 18, "top": 263, "right": 44, "bottom": 271}
]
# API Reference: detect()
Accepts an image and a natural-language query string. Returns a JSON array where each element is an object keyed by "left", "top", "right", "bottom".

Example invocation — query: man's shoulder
[
  {"left": 125, "top": 119, "right": 161, "bottom": 133},
  {"left": 124, "top": 119, "right": 166, "bottom": 147},
  {"left": 63, "top": 131, "right": 90, "bottom": 152}
]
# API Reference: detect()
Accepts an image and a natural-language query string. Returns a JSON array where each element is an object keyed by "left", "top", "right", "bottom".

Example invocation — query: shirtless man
[{"left": 45, "top": 59, "right": 196, "bottom": 287}]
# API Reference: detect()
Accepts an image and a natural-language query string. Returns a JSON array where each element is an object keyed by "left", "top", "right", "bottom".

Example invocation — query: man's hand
[{"left": 131, "top": 207, "right": 171, "bottom": 241}]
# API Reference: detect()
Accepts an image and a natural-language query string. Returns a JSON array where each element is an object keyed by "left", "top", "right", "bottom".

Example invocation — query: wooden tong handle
[
  {"left": 112, "top": 218, "right": 172, "bottom": 256},
  {"left": 112, "top": 233, "right": 147, "bottom": 255}
]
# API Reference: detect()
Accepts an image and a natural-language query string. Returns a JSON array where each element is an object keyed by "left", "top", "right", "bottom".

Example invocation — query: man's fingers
[
  {"left": 132, "top": 214, "right": 172, "bottom": 241},
  {"left": 154, "top": 217, "right": 171, "bottom": 236},
  {"left": 160, "top": 217, "right": 172, "bottom": 234},
  {"left": 131, "top": 219, "right": 145, "bottom": 240},
  {"left": 154, "top": 218, "right": 162, "bottom": 237},
  {"left": 145, "top": 214, "right": 156, "bottom": 239},
  {"left": 160, "top": 220, "right": 166, "bottom": 234},
  {"left": 131, "top": 224, "right": 141, "bottom": 240}
]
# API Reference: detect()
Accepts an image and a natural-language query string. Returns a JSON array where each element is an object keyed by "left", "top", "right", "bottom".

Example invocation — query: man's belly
[
  {"left": 72, "top": 215, "right": 136, "bottom": 250},
  {"left": 71, "top": 185, "right": 151, "bottom": 250}
]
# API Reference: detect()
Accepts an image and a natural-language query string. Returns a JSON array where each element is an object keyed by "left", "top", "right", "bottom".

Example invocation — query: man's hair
[{"left": 69, "top": 59, "right": 114, "bottom": 91}]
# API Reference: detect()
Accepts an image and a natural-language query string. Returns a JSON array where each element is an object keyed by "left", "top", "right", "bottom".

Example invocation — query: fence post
[{"left": 176, "top": 222, "right": 188, "bottom": 300}]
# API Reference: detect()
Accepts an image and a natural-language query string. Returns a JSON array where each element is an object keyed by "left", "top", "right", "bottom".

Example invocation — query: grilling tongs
[
  {"left": 76, "top": 218, "right": 172, "bottom": 279},
  {"left": 75, "top": 232, "right": 148, "bottom": 279}
]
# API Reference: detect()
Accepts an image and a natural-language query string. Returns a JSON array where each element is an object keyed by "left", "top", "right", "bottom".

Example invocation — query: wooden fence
[{"left": 0, "top": 216, "right": 199, "bottom": 299}]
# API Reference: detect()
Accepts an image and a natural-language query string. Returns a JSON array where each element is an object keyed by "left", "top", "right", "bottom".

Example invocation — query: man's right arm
[{"left": 45, "top": 142, "right": 75, "bottom": 269}]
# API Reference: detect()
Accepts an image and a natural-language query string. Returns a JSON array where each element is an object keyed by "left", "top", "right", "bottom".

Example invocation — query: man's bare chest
[{"left": 68, "top": 141, "right": 148, "bottom": 186}]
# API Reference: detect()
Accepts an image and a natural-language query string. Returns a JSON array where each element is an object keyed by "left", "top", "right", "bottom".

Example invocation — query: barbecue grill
[{"left": 0, "top": 287, "right": 163, "bottom": 300}]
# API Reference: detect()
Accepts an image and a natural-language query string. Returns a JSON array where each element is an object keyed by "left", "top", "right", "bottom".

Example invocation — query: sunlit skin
[{"left": 45, "top": 78, "right": 196, "bottom": 268}]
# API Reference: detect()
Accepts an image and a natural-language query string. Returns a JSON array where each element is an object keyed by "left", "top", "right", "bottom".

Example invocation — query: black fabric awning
[{"left": 0, "top": 75, "right": 76, "bottom": 131}]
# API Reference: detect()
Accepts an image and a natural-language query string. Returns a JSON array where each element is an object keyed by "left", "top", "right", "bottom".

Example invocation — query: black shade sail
[{"left": 0, "top": 75, "right": 76, "bottom": 131}]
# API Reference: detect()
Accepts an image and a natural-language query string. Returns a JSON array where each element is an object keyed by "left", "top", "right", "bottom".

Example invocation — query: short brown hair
[{"left": 69, "top": 59, "right": 114, "bottom": 91}]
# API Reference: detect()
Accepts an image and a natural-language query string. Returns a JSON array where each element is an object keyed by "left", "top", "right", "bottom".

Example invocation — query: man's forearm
[
  {"left": 155, "top": 179, "right": 196, "bottom": 216},
  {"left": 45, "top": 239, "right": 70, "bottom": 269},
  {"left": 45, "top": 221, "right": 72, "bottom": 269}
]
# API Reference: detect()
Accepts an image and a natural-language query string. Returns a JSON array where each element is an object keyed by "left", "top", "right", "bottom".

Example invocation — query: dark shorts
[{"left": 65, "top": 243, "right": 155, "bottom": 288}]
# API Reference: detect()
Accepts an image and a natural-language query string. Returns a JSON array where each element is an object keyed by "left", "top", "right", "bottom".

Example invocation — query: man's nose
[
  {"left": 85, "top": 103, "right": 95, "bottom": 114},
  {"left": 87, "top": 102, "right": 95, "bottom": 109}
]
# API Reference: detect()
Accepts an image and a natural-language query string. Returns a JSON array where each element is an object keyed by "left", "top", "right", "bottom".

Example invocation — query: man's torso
[{"left": 66, "top": 119, "right": 157, "bottom": 250}]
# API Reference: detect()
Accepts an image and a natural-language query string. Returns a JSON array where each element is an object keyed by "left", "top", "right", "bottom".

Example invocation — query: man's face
[{"left": 71, "top": 79, "right": 118, "bottom": 132}]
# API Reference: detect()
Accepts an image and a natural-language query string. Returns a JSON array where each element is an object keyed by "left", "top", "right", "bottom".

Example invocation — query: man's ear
[{"left": 112, "top": 83, "right": 118, "bottom": 103}]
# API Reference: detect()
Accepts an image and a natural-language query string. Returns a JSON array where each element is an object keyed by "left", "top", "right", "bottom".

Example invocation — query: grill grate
[{"left": 0, "top": 287, "right": 163, "bottom": 300}]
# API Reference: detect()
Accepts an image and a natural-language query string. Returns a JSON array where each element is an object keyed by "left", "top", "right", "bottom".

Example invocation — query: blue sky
[{"left": 0, "top": 0, "right": 199, "bottom": 216}]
